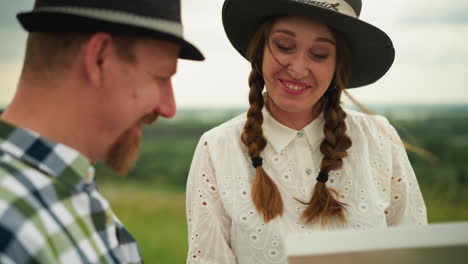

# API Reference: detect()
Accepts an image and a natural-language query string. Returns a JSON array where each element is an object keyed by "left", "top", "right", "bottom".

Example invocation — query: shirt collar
[
  {"left": 0, "top": 120, "right": 94, "bottom": 189},
  {"left": 262, "top": 107, "right": 325, "bottom": 153}
]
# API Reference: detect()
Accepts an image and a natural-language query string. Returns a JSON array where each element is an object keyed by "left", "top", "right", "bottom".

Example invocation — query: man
[{"left": 0, "top": 0, "right": 203, "bottom": 263}]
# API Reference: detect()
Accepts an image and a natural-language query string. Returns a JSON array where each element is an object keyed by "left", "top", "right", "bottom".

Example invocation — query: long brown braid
[
  {"left": 243, "top": 18, "right": 353, "bottom": 224},
  {"left": 241, "top": 20, "right": 284, "bottom": 222},
  {"left": 300, "top": 30, "right": 353, "bottom": 225}
]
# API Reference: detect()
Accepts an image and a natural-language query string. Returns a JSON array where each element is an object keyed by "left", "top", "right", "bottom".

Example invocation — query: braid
[
  {"left": 301, "top": 29, "right": 352, "bottom": 226},
  {"left": 242, "top": 18, "right": 284, "bottom": 222},
  {"left": 241, "top": 68, "right": 266, "bottom": 157},
  {"left": 301, "top": 88, "right": 351, "bottom": 225},
  {"left": 320, "top": 89, "right": 351, "bottom": 173},
  {"left": 241, "top": 67, "right": 284, "bottom": 223}
]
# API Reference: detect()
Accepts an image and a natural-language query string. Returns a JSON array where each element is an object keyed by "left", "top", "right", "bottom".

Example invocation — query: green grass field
[
  {"left": 100, "top": 183, "right": 468, "bottom": 264},
  {"left": 101, "top": 184, "right": 188, "bottom": 264}
]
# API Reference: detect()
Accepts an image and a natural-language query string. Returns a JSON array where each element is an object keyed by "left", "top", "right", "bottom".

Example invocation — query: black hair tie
[
  {"left": 251, "top": 156, "right": 263, "bottom": 168},
  {"left": 316, "top": 171, "right": 329, "bottom": 183}
]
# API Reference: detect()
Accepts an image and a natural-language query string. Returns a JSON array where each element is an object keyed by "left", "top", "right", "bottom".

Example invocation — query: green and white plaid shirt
[{"left": 0, "top": 120, "right": 143, "bottom": 264}]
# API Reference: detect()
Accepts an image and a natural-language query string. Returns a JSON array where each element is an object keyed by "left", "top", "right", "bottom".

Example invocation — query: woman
[{"left": 186, "top": 0, "right": 427, "bottom": 263}]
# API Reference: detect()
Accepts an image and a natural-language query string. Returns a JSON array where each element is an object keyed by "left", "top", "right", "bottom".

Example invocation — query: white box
[{"left": 286, "top": 222, "right": 468, "bottom": 264}]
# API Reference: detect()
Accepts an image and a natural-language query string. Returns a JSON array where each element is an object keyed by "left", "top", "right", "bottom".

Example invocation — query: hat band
[
  {"left": 32, "top": 6, "right": 184, "bottom": 38},
  {"left": 290, "top": 0, "right": 357, "bottom": 18}
]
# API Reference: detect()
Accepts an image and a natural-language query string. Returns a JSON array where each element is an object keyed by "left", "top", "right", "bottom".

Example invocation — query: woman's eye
[
  {"left": 311, "top": 53, "right": 329, "bottom": 60},
  {"left": 276, "top": 44, "right": 293, "bottom": 52}
]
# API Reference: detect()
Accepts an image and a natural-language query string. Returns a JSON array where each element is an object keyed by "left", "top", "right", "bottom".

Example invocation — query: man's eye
[{"left": 154, "top": 76, "right": 169, "bottom": 83}]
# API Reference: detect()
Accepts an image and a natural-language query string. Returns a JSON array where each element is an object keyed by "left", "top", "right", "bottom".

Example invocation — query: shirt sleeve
[
  {"left": 383, "top": 120, "right": 428, "bottom": 226},
  {"left": 186, "top": 134, "right": 237, "bottom": 264}
]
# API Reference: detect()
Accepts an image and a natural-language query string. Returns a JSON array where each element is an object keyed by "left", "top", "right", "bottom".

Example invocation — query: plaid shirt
[{"left": 0, "top": 120, "right": 143, "bottom": 264}]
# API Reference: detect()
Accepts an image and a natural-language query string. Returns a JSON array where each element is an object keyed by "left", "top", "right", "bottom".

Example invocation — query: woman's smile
[{"left": 279, "top": 79, "right": 311, "bottom": 95}]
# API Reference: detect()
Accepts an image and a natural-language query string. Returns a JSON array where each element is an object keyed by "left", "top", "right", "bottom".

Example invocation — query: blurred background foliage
[{"left": 95, "top": 105, "right": 468, "bottom": 263}]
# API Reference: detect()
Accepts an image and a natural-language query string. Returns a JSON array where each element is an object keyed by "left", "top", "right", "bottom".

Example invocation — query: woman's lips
[{"left": 279, "top": 79, "right": 311, "bottom": 95}]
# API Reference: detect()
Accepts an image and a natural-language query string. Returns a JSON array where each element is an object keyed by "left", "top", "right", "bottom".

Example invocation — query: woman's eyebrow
[
  {"left": 316, "top": 37, "right": 336, "bottom": 45},
  {"left": 272, "top": 29, "right": 336, "bottom": 45},
  {"left": 272, "top": 29, "right": 295, "bottom": 37}
]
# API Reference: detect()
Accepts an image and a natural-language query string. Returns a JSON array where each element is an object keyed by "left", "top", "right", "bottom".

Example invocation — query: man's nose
[{"left": 156, "top": 80, "right": 176, "bottom": 118}]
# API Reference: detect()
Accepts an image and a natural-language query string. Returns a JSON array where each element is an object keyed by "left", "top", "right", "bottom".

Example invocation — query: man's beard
[{"left": 105, "top": 111, "right": 158, "bottom": 176}]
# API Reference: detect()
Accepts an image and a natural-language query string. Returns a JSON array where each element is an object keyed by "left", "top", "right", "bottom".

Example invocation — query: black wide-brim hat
[
  {"left": 17, "top": 0, "right": 204, "bottom": 61},
  {"left": 222, "top": 0, "right": 394, "bottom": 88}
]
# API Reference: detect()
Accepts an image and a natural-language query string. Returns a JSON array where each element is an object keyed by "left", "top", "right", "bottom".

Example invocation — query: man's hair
[{"left": 22, "top": 32, "right": 137, "bottom": 76}]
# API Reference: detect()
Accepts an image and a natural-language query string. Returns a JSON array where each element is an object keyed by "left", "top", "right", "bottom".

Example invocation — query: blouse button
[
  {"left": 305, "top": 168, "right": 313, "bottom": 175},
  {"left": 297, "top": 130, "right": 304, "bottom": 137}
]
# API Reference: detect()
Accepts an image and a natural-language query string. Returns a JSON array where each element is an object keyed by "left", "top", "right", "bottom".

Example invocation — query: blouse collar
[{"left": 262, "top": 107, "right": 325, "bottom": 153}]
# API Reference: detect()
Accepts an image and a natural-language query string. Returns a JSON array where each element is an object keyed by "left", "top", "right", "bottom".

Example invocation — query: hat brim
[
  {"left": 222, "top": 0, "right": 394, "bottom": 88},
  {"left": 17, "top": 11, "right": 204, "bottom": 61}
]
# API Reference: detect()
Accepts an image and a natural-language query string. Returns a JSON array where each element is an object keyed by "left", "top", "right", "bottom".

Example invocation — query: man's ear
[{"left": 83, "top": 33, "right": 114, "bottom": 87}]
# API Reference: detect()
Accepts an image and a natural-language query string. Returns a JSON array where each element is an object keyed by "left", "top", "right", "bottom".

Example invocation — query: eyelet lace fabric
[{"left": 186, "top": 109, "right": 427, "bottom": 264}]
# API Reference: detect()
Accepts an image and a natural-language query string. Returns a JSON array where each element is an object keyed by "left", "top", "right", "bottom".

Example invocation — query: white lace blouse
[{"left": 186, "top": 108, "right": 427, "bottom": 264}]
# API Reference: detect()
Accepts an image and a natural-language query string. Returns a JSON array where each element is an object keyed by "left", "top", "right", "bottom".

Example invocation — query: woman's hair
[{"left": 241, "top": 17, "right": 353, "bottom": 225}]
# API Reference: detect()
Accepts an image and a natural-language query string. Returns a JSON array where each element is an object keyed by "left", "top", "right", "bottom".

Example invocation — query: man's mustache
[{"left": 141, "top": 111, "right": 159, "bottom": 125}]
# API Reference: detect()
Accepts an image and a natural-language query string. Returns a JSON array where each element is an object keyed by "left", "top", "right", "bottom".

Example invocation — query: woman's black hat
[{"left": 222, "top": 0, "right": 395, "bottom": 87}]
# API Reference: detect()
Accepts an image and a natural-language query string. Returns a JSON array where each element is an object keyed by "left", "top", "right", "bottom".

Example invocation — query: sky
[{"left": 0, "top": 0, "right": 467, "bottom": 108}]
